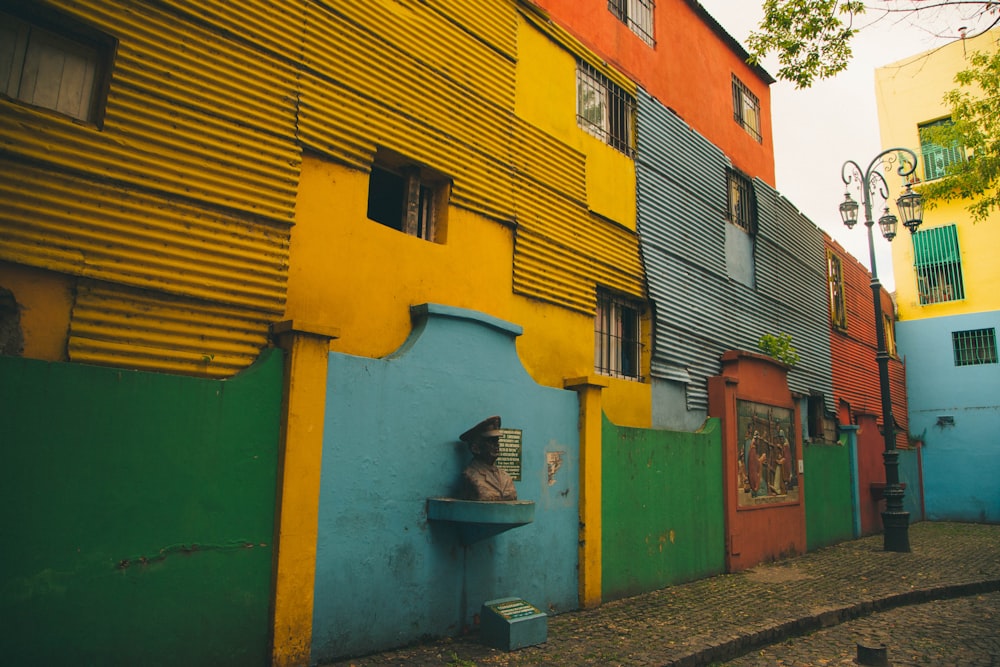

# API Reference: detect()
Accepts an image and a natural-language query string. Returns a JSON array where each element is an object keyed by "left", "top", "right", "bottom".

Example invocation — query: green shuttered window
[
  {"left": 912, "top": 224, "right": 964, "bottom": 305},
  {"left": 919, "top": 118, "right": 965, "bottom": 181}
]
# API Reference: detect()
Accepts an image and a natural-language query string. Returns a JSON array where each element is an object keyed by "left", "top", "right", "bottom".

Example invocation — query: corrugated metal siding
[
  {"left": 828, "top": 240, "right": 909, "bottom": 448},
  {"left": 637, "top": 89, "right": 834, "bottom": 412},
  {"left": 69, "top": 283, "right": 272, "bottom": 378},
  {"left": 754, "top": 180, "right": 835, "bottom": 413},
  {"left": 296, "top": 0, "right": 518, "bottom": 225},
  {"left": 0, "top": 0, "right": 299, "bottom": 375},
  {"left": 296, "top": 1, "right": 643, "bottom": 314}
]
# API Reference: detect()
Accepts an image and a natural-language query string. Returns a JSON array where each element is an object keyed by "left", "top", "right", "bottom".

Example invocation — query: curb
[{"left": 672, "top": 578, "right": 1000, "bottom": 666}]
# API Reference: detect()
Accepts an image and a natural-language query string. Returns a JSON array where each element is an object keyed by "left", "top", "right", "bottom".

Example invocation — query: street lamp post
[{"left": 839, "top": 148, "right": 924, "bottom": 553}]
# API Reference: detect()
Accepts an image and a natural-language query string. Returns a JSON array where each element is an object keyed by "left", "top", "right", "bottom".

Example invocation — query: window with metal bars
[
  {"left": 912, "top": 224, "right": 965, "bottom": 305},
  {"left": 919, "top": 118, "right": 965, "bottom": 181},
  {"left": 608, "top": 0, "right": 655, "bottom": 46},
  {"left": 952, "top": 328, "right": 997, "bottom": 366},
  {"left": 595, "top": 289, "right": 642, "bottom": 380},
  {"left": 731, "top": 75, "right": 761, "bottom": 142},
  {"left": 827, "top": 251, "right": 847, "bottom": 330},
  {"left": 577, "top": 61, "right": 636, "bottom": 157},
  {"left": 727, "top": 168, "right": 757, "bottom": 233}
]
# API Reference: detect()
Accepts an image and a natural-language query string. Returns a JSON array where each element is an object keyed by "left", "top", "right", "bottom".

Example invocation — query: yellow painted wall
[
  {"left": 284, "top": 8, "right": 651, "bottom": 428},
  {"left": 0, "top": 262, "right": 73, "bottom": 361},
  {"left": 876, "top": 29, "right": 1000, "bottom": 320},
  {"left": 285, "top": 155, "right": 652, "bottom": 428},
  {"left": 515, "top": 21, "right": 638, "bottom": 229}
]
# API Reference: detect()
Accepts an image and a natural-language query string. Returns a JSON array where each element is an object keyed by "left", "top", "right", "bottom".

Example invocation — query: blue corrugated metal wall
[{"left": 636, "top": 89, "right": 834, "bottom": 413}]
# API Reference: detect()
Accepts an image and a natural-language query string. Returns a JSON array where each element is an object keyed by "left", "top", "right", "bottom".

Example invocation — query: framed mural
[{"left": 737, "top": 400, "right": 798, "bottom": 507}]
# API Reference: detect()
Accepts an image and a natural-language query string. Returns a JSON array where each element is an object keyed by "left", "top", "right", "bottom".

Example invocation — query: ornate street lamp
[{"left": 840, "top": 148, "right": 924, "bottom": 553}]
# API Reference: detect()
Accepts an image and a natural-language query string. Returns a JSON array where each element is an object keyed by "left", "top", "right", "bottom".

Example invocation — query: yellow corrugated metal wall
[
  {"left": 0, "top": 0, "right": 300, "bottom": 375},
  {"left": 0, "top": 0, "right": 644, "bottom": 375}
]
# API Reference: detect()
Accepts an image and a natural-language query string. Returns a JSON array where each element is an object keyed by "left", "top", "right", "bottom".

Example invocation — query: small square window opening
[
  {"left": 0, "top": 9, "right": 114, "bottom": 125},
  {"left": 367, "top": 158, "right": 449, "bottom": 243}
]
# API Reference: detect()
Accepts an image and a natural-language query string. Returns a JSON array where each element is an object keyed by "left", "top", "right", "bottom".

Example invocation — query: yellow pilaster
[
  {"left": 270, "top": 320, "right": 340, "bottom": 667},
  {"left": 564, "top": 375, "right": 608, "bottom": 609}
]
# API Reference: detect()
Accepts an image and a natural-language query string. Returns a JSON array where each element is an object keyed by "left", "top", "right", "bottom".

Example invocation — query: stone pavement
[{"left": 323, "top": 522, "right": 1000, "bottom": 667}]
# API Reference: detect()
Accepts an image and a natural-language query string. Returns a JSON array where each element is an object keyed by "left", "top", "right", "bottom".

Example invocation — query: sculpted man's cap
[{"left": 460, "top": 415, "right": 503, "bottom": 442}]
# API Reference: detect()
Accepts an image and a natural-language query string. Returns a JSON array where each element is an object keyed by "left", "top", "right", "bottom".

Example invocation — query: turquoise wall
[
  {"left": 311, "top": 305, "right": 580, "bottom": 662},
  {"left": 898, "top": 311, "right": 1000, "bottom": 522},
  {"left": 0, "top": 351, "right": 283, "bottom": 666},
  {"left": 601, "top": 416, "right": 725, "bottom": 600},
  {"left": 802, "top": 440, "right": 854, "bottom": 550}
]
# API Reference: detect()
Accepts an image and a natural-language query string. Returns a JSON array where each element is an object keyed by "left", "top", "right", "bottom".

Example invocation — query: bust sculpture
[{"left": 459, "top": 415, "right": 517, "bottom": 501}]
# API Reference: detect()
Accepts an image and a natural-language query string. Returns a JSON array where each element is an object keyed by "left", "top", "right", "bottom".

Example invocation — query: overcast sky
[{"left": 694, "top": 2, "right": 990, "bottom": 290}]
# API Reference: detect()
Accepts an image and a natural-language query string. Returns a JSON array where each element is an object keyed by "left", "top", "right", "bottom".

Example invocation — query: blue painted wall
[
  {"left": 311, "top": 304, "right": 580, "bottom": 661},
  {"left": 898, "top": 311, "right": 1000, "bottom": 522}
]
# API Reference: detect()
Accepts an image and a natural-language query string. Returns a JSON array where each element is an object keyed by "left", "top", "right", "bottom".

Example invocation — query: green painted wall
[
  {"left": 602, "top": 416, "right": 725, "bottom": 601},
  {"left": 803, "top": 440, "right": 854, "bottom": 550},
  {"left": 0, "top": 350, "right": 283, "bottom": 666}
]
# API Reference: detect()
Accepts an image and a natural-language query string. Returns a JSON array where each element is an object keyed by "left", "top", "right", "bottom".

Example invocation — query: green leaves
[
  {"left": 920, "top": 48, "right": 1000, "bottom": 222},
  {"left": 746, "top": 0, "right": 864, "bottom": 88},
  {"left": 757, "top": 333, "right": 801, "bottom": 366}
]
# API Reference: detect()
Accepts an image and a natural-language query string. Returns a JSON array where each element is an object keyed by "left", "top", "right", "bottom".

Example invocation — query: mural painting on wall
[{"left": 737, "top": 400, "right": 799, "bottom": 506}]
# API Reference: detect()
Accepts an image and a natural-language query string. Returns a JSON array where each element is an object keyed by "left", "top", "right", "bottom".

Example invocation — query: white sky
[{"left": 695, "top": 2, "right": 993, "bottom": 291}]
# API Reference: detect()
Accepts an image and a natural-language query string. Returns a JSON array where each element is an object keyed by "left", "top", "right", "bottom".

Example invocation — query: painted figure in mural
[
  {"left": 748, "top": 431, "right": 766, "bottom": 497},
  {"left": 460, "top": 415, "right": 517, "bottom": 501}
]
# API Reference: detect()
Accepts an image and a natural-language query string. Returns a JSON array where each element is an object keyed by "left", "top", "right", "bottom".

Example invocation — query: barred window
[
  {"left": 732, "top": 75, "right": 761, "bottom": 142},
  {"left": 827, "top": 251, "right": 847, "bottom": 330},
  {"left": 577, "top": 61, "right": 636, "bottom": 157},
  {"left": 727, "top": 169, "right": 757, "bottom": 233},
  {"left": 912, "top": 224, "right": 964, "bottom": 305},
  {"left": 595, "top": 289, "right": 642, "bottom": 380},
  {"left": 952, "top": 328, "right": 997, "bottom": 366},
  {"left": 0, "top": 9, "right": 114, "bottom": 125},
  {"left": 919, "top": 118, "right": 965, "bottom": 181},
  {"left": 608, "top": 0, "right": 655, "bottom": 46}
]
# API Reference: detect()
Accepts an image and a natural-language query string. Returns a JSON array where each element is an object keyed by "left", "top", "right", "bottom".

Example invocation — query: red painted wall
[
  {"left": 825, "top": 236, "right": 912, "bottom": 534},
  {"left": 709, "top": 351, "right": 806, "bottom": 572},
  {"left": 529, "top": 0, "right": 776, "bottom": 184}
]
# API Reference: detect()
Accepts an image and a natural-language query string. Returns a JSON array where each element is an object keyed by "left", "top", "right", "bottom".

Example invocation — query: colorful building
[
  {"left": 0, "top": 1, "right": 930, "bottom": 665},
  {"left": 875, "top": 28, "right": 1000, "bottom": 523},
  {"left": 824, "top": 235, "right": 918, "bottom": 537}
]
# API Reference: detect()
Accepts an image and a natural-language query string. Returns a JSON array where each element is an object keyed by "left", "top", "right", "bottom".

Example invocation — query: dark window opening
[{"left": 366, "top": 158, "right": 448, "bottom": 243}]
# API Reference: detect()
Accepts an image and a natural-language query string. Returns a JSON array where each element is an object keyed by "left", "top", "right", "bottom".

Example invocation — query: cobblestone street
[
  {"left": 720, "top": 591, "right": 1000, "bottom": 666},
  {"left": 324, "top": 522, "right": 1000, "bottom": 667}
]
